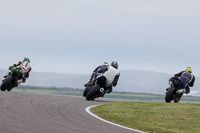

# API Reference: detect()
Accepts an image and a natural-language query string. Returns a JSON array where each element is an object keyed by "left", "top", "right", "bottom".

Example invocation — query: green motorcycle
[{"left": 1, "top": 66, "right": 22, "bottom": 91}]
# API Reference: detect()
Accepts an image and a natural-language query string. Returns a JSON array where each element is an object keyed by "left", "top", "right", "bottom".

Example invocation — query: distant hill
[{"left": 0, "top": 69, "right": 199, "bottom": 95}]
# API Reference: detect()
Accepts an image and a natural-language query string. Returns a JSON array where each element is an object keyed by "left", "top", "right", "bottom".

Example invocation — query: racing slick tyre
[
  {"left": 165, "top": 86, "right": 176, "bottom": 103},
  {"left": 86, "top": 84, "right": 100, "bottom": 101},
  {"left": 1, "top": 75, "right": 14, "bottom": 91},
  {"left": 83, "top": 85, "right": 92, "bottom": 97},
  {"left": 83, "top": 88, "right": 87, "bottom": 97}
]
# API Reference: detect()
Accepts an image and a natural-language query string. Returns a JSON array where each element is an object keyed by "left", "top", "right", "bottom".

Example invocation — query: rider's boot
[
  {"left": 4, "top": 73, "right": 9, "bottom": 78},
  {"left": 84, "top": 81, "right": 91, "bottom": 87},
  {"left": 4, "top": 72, "right": 11, "bottom": 78},
  {"left": 84, "top": 72, "right": 95, "bottom": 87},
  {"left": 4, "top": 69, "right": 12, "bottom": 78}
]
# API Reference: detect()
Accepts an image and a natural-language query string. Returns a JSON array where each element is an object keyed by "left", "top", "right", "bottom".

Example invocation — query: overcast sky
[{"left": 0, "top": 0, "right": 200, "bottom": 75}]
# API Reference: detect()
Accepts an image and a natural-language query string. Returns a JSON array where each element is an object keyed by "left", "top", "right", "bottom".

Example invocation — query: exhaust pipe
[
  {"left": 100, "top": 88, "right": 104, "bottom": 92},
  {"left": 177, "top": 89, "right": 186, "bottom": 93}
]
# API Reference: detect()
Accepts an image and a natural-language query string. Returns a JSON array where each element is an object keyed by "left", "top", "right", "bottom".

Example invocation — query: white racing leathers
[
  {"left": 98, "top": 66, "right": 120, "bottom": 87},
  {"left": 20, "top": 61, "right": 31, "bottom": 73},
  {"left": 19, "top": 61, "right": 31, "bottom": 82}
]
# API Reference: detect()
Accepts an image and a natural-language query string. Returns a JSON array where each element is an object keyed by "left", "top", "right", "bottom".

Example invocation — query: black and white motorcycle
[{"left": 83, "top": 66, "right": 119, "bottom": 100}]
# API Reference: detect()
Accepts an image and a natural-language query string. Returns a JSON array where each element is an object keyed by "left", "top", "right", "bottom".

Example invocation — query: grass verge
[{"left": 92, "top": 102, "right": 200, "bottom": 133}]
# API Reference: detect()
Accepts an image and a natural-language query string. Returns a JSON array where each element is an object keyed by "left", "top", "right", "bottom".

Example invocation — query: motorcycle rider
[
  {"left": 84, "top": 61, "right": 120, "bottom": 94},
  {"left": 4, "top": 57, "right": 32, "bottom": 86},
  {"left": 167, "top": 67, "right": 195, "bottom": 94}
]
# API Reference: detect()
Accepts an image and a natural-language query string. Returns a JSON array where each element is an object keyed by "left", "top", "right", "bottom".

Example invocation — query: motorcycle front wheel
[
  {"left": 165, "top": 86, "right": 176, "bottom": 103},
  {"left": 86, "top": 84, "right": 101, "bottom": 101},
  {"left": 83, "top": 85, "right": 92, "bottom": 97},
  {"left": 1, "top": 75, "right": 14, "bottom": 91}
]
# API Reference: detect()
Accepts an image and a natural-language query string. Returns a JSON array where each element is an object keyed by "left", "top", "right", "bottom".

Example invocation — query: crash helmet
[
  {"left": 111, "top": 61, "right": 118, "bottom": 69},
  {"left": 186, "top": 67, "right": 192, "bottom": 73},
  {"left": 23, "top": 57, "right": 30, "bottom": 63}
]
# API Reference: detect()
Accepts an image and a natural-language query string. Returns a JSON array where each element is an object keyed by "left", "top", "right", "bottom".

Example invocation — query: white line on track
[{"left": 85, "top": 105, "right": 147, "bottom": 133}]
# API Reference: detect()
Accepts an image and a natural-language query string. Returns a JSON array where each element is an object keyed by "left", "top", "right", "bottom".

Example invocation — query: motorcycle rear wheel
[
  {"left": 174, "top": 93, "right": 183, "bottom": 103},
  {"left": 1, "top": 75, "right": 14, "bottom": 91},
  {"left": 86, "top": 84, "right": 100, "bottom": 100}
]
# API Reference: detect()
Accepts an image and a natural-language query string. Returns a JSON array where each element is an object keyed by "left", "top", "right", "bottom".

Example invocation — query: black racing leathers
[{"left": 174, "top": 71, "right": 195, "bottom": 93}]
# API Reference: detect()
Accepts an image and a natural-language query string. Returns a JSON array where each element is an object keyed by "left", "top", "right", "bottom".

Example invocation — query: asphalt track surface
[{"left": 0, "top": 92, "right": 142, "bottom": 133}]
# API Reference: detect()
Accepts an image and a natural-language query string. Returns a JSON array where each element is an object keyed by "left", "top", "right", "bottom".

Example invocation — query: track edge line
[{"left": 85, "top": 104, "right": 147, "bottom": 133}]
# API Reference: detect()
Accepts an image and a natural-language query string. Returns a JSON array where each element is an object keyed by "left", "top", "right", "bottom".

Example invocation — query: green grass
[
  {"left": 104, "top": 92, "right": 200, "bottom": 103},
  {"left": 92, "top": 102, "right": 200, "bottom": 133}
]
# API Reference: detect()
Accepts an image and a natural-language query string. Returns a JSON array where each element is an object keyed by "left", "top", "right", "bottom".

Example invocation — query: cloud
[{"left": 0, "top": 0, "right": 200, "bottom": 75}]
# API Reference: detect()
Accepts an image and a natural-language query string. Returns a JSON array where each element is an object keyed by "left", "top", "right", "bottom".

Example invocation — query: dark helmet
[
  {"left": 23, "top": 57, "right": 30, "bottom": 63},
  {"left": 111, "top": 61, "right": 118, "bottom": 69}
]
